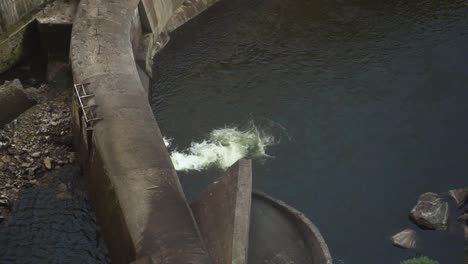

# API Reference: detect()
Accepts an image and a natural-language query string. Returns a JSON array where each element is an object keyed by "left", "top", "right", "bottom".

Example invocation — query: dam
[
  {"left": 0, "top": 0, "right": 467, "bottom": 263},
  {"left": 0, "top": 0, "right": 333, "bottom": 263}
]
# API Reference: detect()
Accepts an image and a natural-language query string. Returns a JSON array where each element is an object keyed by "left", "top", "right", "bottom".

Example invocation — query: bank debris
[{"left": 0, "top": 79, "right": 75, "bottom": 221}]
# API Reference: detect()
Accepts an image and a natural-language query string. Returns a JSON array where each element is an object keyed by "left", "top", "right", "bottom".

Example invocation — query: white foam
[{"left": 164, "top": 126, "right": 275, "bottom": 171}]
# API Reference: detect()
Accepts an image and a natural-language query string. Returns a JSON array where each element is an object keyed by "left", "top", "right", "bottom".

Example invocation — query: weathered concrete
[
  {"left": 0, "top": 0, "right": 52, "bottom": 73},
  {"left": 137, "top": 64, "right": 151, "bottom": 94},
  {"left": 135, "top": 0, "right": 219, "bottom": 76},
  {"left": 191, "top": 159, "right": 252, "bottom": 264},
  {"left": 250, "top": 192, "right": 333, "bottom": 264},
  {"left": 0, "top": 79, "right": 35, "bottom": 127},
  {"left": 70, "top": 0, "right": 211, "bottom": 263},
  {"left": 166, "top": 0, "right": 216, "bottom": 32},
  {"left": 36, "top": 0, "right": 78, "bottom": 58},
  {"left": 0, "top": 17, "right": 38, "bottom": 74},
  {"left": 0, "top": 0, "right": 48, "bottom": 34},
  {"left": 0, "top": 0, "right": 79, "bottom": 74}
]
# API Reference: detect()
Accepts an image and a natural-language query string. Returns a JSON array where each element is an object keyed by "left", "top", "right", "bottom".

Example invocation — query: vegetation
[{"left": 401, "top": 256, "right": 439, "bottom": 264}]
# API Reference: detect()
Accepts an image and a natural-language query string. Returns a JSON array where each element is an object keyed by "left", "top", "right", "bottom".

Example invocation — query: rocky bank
[{"left": 0, "top": 69, "right": 75, "bottom": 221}]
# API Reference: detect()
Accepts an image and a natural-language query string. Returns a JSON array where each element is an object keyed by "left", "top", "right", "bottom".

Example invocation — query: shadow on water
[
  {"left": 151, "top": 0, "right": 468, "bottom": 263},
  {"left": 0, "top": 165, "right": 110, "bottom": 264}
]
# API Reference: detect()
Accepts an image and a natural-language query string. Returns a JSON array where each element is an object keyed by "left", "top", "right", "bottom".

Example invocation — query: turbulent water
[
  {"left": 151, "top": 0, "right": 468, "bottom": 263},
  {"left": 165, "top": 125, "right": 275, "bottom": 171}
]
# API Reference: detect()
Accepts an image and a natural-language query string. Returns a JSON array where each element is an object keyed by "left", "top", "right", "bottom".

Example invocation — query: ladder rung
[
  {"left": 79, "top": 94, "right": 95, "bottom": 99},
  {"left": 87, "top": 118, "right": 102, "bottom": 122},
  {"left": 82, "top": 105, "right": 96, "bottom": 109}
]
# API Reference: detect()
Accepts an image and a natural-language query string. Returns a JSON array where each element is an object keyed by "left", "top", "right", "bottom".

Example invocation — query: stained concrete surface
[
  {"left": 249, "top": 192, "right": 333, "bottom": 264},
  {"left": 191, "top": 159, "right": 252, "bottom": 264}
]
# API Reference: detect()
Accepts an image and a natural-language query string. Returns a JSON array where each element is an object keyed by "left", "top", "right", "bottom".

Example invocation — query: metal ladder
[{"left": 74, "top": 83, "right": 102, "bottom": 130}]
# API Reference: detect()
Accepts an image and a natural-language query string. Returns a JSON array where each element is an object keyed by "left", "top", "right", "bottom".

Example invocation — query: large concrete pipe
[{"left": 69, "top": 0, "right": 211, "bottom": 263}]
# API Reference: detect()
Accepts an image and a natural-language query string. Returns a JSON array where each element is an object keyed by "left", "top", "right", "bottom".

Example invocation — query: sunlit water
[{"left": 151, "top": 0, "right": 468, "bottom": 263}]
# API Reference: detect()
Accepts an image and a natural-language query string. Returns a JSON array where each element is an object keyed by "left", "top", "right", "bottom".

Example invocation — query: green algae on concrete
[{"left": 0, "top": 15, "right": 37, "bottom": 74}]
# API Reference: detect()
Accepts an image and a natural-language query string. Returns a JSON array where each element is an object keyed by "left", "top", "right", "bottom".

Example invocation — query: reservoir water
[{"left": 151, "top": 0, "right": 468, "bottom": 263}]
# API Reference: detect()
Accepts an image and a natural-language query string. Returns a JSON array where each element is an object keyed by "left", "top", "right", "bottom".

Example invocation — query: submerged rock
[
  {"left": 410, "top": 192, "right": 449, "bottom": 230},
  {"left": 448, "top": 188, "right": 467, "bottom": 208},
  {"left": 391, "top": 229, "right": 416, "bottom": 249}
]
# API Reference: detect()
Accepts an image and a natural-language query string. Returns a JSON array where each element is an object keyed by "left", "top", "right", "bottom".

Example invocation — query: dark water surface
[{"left": 151, "top": 0, "right": 468, "bottom": 263}]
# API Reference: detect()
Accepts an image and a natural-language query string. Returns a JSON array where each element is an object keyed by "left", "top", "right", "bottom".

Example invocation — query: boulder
[
  {"left": 458, "top": 213, "right": 468, "bottom": 223},
  {"left": 465, "top": 224, "right": 468, "bottom": 240},
  {"left": 391, "top": 229, "right": 416, "bottom": 249},
  {"left": 0, "top": 79, "right": 35, "bottom": 127},
  {"left": 449, "top": 188, "right": 468, "bottom": 208},
  {"left": 410, "top": 192, "right": 449, "bottom": 230}
]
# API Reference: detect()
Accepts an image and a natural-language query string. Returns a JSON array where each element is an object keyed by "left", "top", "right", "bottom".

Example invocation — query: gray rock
[
  {"left": 1, "top": 155, "right": 11, "bottom": 163},
  {"left": 26, "top": 166, "right": 39, "bottom": 176},
  {"left": 391, "top": 229, "right": 416, "bottom": 249},
  {"left": 458, "top": 213, "right": 468, "bottom": 223},
  {"left": 43, "top": 157, "right": 52, "bottom": 170},
  {"left": 0, "top": 195, "right": 9, "bottom": 208},
  {"left": 30, "top": 152, "right": 41, "bottom": 158},
  {"left": 410, "top": 192, "right": 449, "bottom": 230},
  {"left": 449, "top": 188, "right": 467, "bottom": 208},
  {"left": 0, "top": 79, "right": 35, "bottom": 127}
]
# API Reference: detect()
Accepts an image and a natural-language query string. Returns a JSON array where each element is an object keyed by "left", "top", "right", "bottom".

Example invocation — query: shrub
[{"left": 400, "top": 256, "right": 439, "bottom": 264}]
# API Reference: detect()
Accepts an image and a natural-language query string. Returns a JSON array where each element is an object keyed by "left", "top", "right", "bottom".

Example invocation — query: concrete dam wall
[
  {"left": 70, "top": 0, "right": 216, "bottom": 263},
  {"left": 0, "top": 0, "right": 47, "bottom": 34}
]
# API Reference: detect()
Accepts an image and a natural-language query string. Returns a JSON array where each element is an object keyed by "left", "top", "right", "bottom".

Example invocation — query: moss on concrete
[{"left": 0, "top": 15, "right": 36, "bottom": 74}]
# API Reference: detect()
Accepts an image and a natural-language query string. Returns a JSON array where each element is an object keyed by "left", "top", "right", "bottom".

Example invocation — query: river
[{"left": 151, "top": 0, "right": 468, "bottom": 263}]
